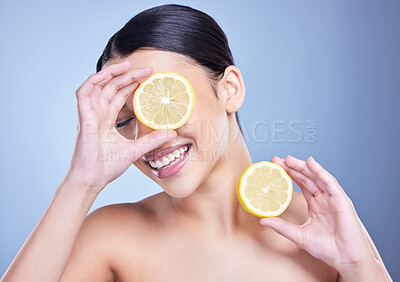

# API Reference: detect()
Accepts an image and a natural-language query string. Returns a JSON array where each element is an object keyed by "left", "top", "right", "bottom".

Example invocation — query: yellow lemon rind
[
  {"left": 133, "top": 72, "right": 196, "bottom": 130},
  {"left": 237, "top": 161, "right": 293, "bottom": 218}
]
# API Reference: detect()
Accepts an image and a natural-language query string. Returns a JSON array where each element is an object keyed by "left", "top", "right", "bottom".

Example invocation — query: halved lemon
[
  {"left": 237, "top": 161, "right": 293, "bottom": 217},
  {"left": 133, "top": 72, "right": 196, "bottom": 130}
]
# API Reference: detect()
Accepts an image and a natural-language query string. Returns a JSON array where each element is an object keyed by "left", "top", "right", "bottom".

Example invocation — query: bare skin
[
  {"left": 62, "top": 192, "right": 338, "bottom": 282},
  {"left": 2, "top": 50, "right": 391, "bottom": 281}
]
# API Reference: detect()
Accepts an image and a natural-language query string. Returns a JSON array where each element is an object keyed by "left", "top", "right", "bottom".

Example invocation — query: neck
[{"left": 169, "top": 119, "right": 256, "bottom": 235}]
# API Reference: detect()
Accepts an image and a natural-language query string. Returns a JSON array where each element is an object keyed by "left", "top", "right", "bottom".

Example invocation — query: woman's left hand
[{"left": 260, "top": 155, "right": 386, "bottom": 281}]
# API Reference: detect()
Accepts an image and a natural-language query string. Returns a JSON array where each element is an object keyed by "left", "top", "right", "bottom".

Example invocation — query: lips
[
  {"left": 142, "top": 143, "right": 189, "bottom": 162},
  {"left": 148, "top": 145, "right": 189, "bottom": 169},
  {"left": 142, "top": 143, "right": 192, "bottom": 179}
]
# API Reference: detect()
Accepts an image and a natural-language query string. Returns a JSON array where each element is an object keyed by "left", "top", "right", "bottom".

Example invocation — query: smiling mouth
[{"left": 143, "top": 143, "right": 192, "bottom": 171}]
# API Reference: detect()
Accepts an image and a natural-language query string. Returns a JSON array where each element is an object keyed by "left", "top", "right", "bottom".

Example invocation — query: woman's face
[{"left": 104, "top": 50, "right": 230, "bottom": 198}]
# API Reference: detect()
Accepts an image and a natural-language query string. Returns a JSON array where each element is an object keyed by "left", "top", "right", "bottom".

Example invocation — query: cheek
[{"left": 178, "top": 92, "right": 228, "bottom": 162}]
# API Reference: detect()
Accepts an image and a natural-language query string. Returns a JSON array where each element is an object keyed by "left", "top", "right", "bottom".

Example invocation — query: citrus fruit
[
  {"left": 133, "top": 72, "right": 196, "bottom": 130},
  {"left": 237, "top": 161, "right": 293, "bottom": 217}
]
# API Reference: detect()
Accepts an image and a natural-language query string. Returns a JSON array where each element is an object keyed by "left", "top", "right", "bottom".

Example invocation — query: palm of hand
[
  {"left": 260, "top": 156, "right": 372, "bottom": 271},
  {"left": 67, "top": 61, "right": 176, "bottom": 190}
]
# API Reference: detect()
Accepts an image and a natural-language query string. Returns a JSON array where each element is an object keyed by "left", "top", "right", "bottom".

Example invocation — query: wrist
[
  {"left": 60, "top": 173, "right": 103, "bottom": 200},
  {"left": 63, "top": 170, "right": 105, "bottom": 194},
  {"left": 337, "top": 256, "right": 386, "bottom": 282}
]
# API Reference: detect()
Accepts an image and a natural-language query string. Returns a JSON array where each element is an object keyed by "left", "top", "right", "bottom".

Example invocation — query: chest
[{"left": 113, "top": 234, "right": 337, "bottom": 282}]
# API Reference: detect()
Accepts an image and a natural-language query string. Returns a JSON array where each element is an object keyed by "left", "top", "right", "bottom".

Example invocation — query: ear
[{"left": 218, "top": 65, "right": 246, "bottom": 114}]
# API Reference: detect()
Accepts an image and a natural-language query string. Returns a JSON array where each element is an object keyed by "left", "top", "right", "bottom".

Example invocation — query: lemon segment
[
  {"left": 237, "top": 161, "right": 293, "bottom": 217},
  {"left": 133, "top": 72, "right": 196, "bottom": 130}
]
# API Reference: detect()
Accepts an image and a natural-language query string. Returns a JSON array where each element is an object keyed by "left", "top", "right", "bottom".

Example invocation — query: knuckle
[
  {"left": 337, "top": 194, "right": 353, "bottom": 209},
  {"left": 297, "top": 177, "right": 307, "bottom": 187},
  {"left": 346, "top": 195, "right": 355, "bottom": 208},
  {"left": 315, "top": 170, "right": 324, "bottom": 181},
  {"left": 330, "top": 175, "right": 339, "bottom": 185},
  {"left": 314, "top": 174, "right": 322, "bottom": 184},
  {"left": 300, "top": 231, "right": 308, "bottom": 249},
  {"left": 75, "top": 86, "right": 83, "bottom": 97},
  {"left": 122, "top": 89, "right": 131, "bottom": 99},
  {"left": 106, "top": 81, "right": 120, "bottom": 92},
  {"left": 87, "top": 73, "right": 98, "bottom": 83},
  {"left": 130, "top": 69, "right": 143, "bottom": 80}
]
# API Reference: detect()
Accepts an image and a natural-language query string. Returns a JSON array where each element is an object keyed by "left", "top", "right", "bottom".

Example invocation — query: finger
[
  {"left": 284, "top": 155, "right": 325, "bottom": 195},
  {"left": 260, "top": 217, "right": 305, "bottom": 249},
  {"left": 90, "top": 61, "right": 137, "bottom": 105},
  {"left": 129, "top": 130, "right": 177, "bottom": 160},
  {"left": 104, "top": 67, "right": 152, "bottom": 105},
  {"left": 106, "top": 82, "right": 140, "bottom": 124},
  {"left": 106, "top": 72, "right": 153, "bottom": 124},
  {"left": 306, "top": 156, "right": 342, "bottom": 196},
  {"left": 101, "top": 67, "right": 152, "bottom": 102},
  {"left": 285, "top": 155, "right": 316, "bottom": 180},
  {"left": 96, "top": 60, "right": 132, "bottom": 88},
  {"left": 271, "top": 156, "right": 314, "bottom": 200},
  {"left": 76, "top": 70, "right": 108, "bottom": 102},
  {"left": 75, "top": 61, "right": 131, "bottom": 112}
]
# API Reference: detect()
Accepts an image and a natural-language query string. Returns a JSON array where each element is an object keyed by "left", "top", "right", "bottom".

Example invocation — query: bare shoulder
[
  {"left": 62, "top": 193, "right": 169, "bottom": 280},
  {"left": 84, "top": 192, "right": 170, "bottom": 235}
]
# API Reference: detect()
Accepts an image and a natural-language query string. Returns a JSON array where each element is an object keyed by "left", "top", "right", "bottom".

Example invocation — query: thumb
[
  {"left": 260, "top": 217, "right": 304, "bottom": 248},
  {"left": 132, "top": 130, "right": 177, "bottom": 158}
]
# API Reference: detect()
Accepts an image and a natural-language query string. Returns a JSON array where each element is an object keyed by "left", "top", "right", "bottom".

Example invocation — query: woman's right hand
[{"left": 66, "top": 60, "right": 176, "bottom": 194}]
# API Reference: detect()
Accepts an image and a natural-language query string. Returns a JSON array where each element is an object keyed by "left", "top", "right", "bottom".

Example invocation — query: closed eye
[{"left": 115, "top": 118, "right": 134, "bottom": 128}]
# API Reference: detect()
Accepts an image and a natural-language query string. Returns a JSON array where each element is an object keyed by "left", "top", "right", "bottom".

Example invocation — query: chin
[
  {"left": 135, "top": 141, "right": 216, "bottom": 198},
  {"left": 156, "top": 165, "right": 203, "bottom": 198},
  {"left": 162, "top": 185, "right": 197, "bottom": 198}
]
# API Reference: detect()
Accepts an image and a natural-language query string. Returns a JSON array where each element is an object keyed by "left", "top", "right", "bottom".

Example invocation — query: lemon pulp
[
  {"left": 133, "top": 72, "right": 196, "bottom": 130},
  {"left": 237, "top": 161, "right": 293, "bottom": 217}
]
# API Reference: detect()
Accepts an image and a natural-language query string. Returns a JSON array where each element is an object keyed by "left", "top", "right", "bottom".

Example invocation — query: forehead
[
  {"left": 104, "top": 49, "right": 206, "bottom": 111},
  {"left": 104, "top": 49, "right": 197, "bottom": 72}
]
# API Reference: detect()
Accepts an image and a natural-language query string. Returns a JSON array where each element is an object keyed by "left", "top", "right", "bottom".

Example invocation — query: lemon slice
[
  {"left": 133, "top": 72, "right": 196, "bottom": 130},
  {"left": 237, "top": 161, "right": 293, "bottom": 217}
]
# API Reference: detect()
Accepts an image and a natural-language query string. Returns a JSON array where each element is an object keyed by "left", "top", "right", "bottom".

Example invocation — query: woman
[{"left": 1, "top": 4, "right": 392, "bottom": 281}]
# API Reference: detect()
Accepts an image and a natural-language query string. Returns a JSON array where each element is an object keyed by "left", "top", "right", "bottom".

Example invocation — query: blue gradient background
[{"left": 1, "top": 0, "right": 399, "bottom": 279}]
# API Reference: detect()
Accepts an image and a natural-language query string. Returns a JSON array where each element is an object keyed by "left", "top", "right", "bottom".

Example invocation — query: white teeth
[
  {"left": 148, "top": 145, "right": 190, "bottom": 169},
  {"left": 162, "top": 157, "right": 170, "bottom": 165}
]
